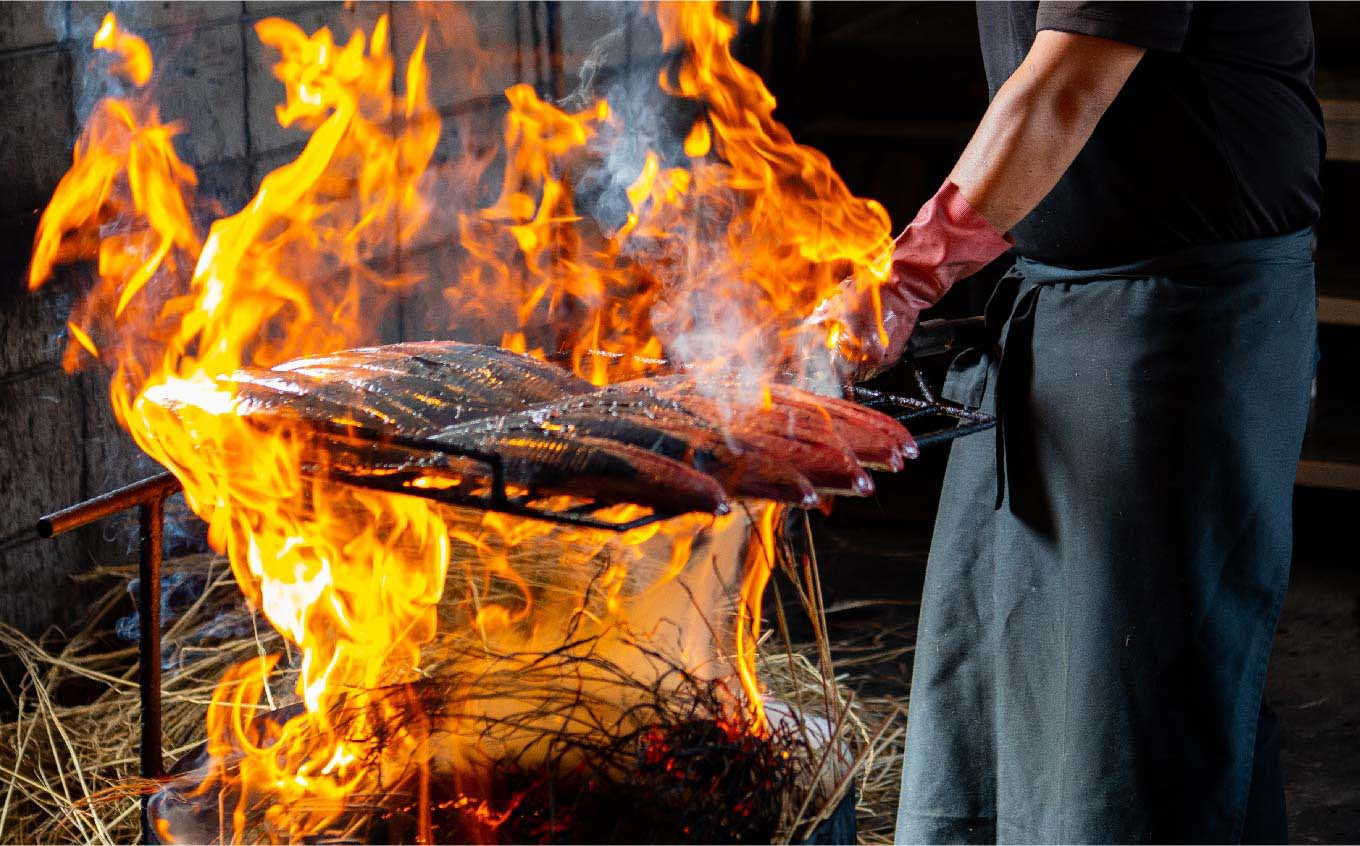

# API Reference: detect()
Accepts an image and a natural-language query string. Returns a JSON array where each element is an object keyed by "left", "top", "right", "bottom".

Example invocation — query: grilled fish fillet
[
  {"left": 422, "top": 428, "right": 730, "bottom": 516},
  {"left": 638, "top": 375, "right": 914, "bottom": 471},
  {"left": 172, "top": 342, "right": 916, "bottom": 514},
  {"left": 231, "top": 341, "right": 593, "bottom": 433},
  {"left": 439, "top": 396, "right": 821, "bottom": 507},
  {"left": 593, "top": 380, "right": 874, "bottom": 496}
]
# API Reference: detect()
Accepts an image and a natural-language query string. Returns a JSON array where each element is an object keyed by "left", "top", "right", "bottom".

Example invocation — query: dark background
[{"left": 749, "top": 5, "right": 1360, "bottom": 839}]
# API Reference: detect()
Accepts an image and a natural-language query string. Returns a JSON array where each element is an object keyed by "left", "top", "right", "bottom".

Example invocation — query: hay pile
[{"left": 0, "top": 535, "right": 911, "bottom": 844}]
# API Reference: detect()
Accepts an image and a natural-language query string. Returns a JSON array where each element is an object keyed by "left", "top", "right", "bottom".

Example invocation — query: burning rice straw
[{"left": 0, "top": 523, "right": 911, "bottom": 844}]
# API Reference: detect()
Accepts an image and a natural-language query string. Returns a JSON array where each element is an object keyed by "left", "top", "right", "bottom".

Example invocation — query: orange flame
[
  {"left": 30, "top": 3, "right": 895, "bottom": 837},
  {"left": 434, "top": 1, "right": 894, "bottom": 392}
]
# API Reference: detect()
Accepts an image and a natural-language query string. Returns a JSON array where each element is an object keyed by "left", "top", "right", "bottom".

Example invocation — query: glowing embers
[
  {"left": 147, "top": 504, "right": 799, "bottom": 843},
  {"left": 154, "top": 712, "right": 806, "bottom": 844}
]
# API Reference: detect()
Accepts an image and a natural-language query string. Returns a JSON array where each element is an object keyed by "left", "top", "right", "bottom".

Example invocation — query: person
[{"left": 812, "top": 3, "right": 1323, "bottom": 842}]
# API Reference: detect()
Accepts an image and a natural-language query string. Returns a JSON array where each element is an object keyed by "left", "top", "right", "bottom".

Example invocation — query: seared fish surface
[{"left": 197, "top": 342, "right": 914, "bottom": 514}]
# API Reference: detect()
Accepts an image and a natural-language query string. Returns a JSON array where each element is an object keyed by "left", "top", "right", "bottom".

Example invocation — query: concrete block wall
[{"left": 0, "top": 1, "right": 665, "bottom": 641}]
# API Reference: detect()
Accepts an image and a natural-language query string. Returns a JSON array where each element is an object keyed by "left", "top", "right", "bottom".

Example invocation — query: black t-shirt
[{"left": 977, "top": 2, "right": 1323, "bottom": 267}]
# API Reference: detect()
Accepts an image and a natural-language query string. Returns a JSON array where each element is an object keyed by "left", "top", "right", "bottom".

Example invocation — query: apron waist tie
[
  {"left": 978, "top": 277, "right": 1046, "bottom": 512},
  {"left": 993, "top": 282, "right": 1044, "bottom": 511}
]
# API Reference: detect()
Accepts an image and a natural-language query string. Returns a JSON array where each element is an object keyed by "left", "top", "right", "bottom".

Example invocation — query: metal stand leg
[
  {"left": 138, "top": 497, "right": 164, "bottom": 844},
  {"left": 37, "top": 472, "right": 181, "bottom": 845}
]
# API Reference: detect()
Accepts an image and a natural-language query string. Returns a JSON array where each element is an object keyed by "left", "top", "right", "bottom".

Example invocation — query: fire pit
[
  {"left": 22, "top": 3, "right": 994, "bottom": 843},
  {"left": 37, "top": 346, "right": 987, "bottom": 844}
]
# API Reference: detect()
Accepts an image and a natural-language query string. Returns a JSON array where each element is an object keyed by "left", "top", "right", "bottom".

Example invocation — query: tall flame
[
  {"left": 30, "top": 3, "right": 894, "bottom": 839},
  {"left": 442, "top": 3, "right": 895, "bottom": 390}
]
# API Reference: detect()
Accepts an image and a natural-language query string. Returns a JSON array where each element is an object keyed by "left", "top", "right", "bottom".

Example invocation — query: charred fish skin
[
  {"left": 597, "top": 383, "right": 874, "bottom": 496},
  {"left": 204, "top": 342, "right": 893, "bottom": 512},
  {"left": 226, "top": 342, "right": 594, "bottom": 436},
  {"left": 424, "top": 427, "right": 731, "bottom": 516},
  {"left": 446, "top": 404, "right": 821, "bottom": 508},
  {"left": 379, "top": 341, "right": 592, "bottom": 402},
  {"left": 259, "top": 363, "right": 497, "bottom": 431}
]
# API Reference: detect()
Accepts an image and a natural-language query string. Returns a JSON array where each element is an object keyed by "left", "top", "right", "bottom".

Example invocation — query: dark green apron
[{"left": 896, "top": 230, "right": 1317, "bottom": 844}]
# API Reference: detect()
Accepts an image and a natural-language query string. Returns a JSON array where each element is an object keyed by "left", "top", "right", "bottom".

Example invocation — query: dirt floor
[{"left": 807, "top": 477, "right": 1360, "bottom": 843}]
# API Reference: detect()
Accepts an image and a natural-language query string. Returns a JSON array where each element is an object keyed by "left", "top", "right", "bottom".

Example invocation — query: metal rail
[
  {"left": 37, "top": 471, "right": 181, "bottom": 845},
  {"left": 299, "top": 419, "right": 680, "bottom": 532}
]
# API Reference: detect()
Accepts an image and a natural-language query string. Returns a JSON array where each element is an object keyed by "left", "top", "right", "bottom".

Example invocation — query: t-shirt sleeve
[{"left": 1035, "top": 2, "right": 1192, "bottom": 52}]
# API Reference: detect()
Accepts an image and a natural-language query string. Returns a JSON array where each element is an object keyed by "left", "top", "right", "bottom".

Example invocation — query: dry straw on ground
[{"left": 0, "top": 525, "right": 909, "bottom": 844}]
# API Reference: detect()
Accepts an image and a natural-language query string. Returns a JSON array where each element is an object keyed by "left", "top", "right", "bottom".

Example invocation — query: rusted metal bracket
[{"left": 37, "top": 471, "right": 181, "bottom": 845}]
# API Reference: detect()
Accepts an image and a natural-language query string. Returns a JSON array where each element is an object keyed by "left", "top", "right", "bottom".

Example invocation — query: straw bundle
[{"left": 0, "top": 524, "right": 911, "bottom": 844}]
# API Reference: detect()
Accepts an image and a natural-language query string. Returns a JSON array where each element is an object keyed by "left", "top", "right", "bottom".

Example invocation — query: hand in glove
[{"left": 808, "top": 180, "right": 1010, "bottom": 381}]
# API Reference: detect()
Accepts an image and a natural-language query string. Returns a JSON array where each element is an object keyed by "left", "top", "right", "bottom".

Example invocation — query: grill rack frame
[
  {"left": 850, "top": 363, "right": 997, "bottom": 449},
  {"left": 300, "top": 418, "right": 679, "bottom": 532}
]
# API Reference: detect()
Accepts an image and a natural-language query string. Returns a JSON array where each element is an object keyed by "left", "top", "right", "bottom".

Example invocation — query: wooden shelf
[
  {"left": 1321, "top": 98, "right": 1360, "bottom": 163},
  {"left": 1317, "top": 71, "right": 1360, "bottom": 163},
  {"left": 1298, "top": 422, "right": 1360, "bottom": 491},
  {"left": 1318, "top": 291, "right": 1360, "bottom": 327},
  {"left": 1297, "top": 457, "right": 1360, "bottom": 490},
  {"left": 1314, "top": 249, "right": 1360, "bottom": 327},
  {"left": 1298, "top": 444, "right": 1360, "bottom": 491}
]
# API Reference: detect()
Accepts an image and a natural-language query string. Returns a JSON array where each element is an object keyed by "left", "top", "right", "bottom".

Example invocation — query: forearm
[{"left": 948, "top": 31, "right": 1145, "bottom": 233}]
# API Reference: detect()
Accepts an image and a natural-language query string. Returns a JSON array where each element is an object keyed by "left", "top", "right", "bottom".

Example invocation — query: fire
[
  {"left": 30, "top": 2, "right": 893, "bottom": 840},
  {"left": 444, "top": 3, "right": 895, "bottom": 390}
]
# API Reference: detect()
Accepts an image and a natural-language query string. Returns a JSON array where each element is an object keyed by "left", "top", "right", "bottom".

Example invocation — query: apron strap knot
[{"left": 992, "top": 283, "right": 1043, "bottom": 511}]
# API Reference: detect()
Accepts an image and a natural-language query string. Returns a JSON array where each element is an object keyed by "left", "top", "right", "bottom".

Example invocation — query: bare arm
[
  {"left": 949, "top": 30, "right": 1146, "bottom": 233},
  {"left": 808, "top": 30, "right": 1147, "bottom": 379}
]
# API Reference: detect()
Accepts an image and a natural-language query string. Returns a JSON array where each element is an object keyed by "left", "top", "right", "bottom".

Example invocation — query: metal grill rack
[
  {"left": 849, "top": 371, "right": 996, "bottom": 449},
  {"left": 854, "top": 315, "right": 997, "bottom": 447},
  {"left": 301, "top": 419, "right": 677, "bottom": 532}
]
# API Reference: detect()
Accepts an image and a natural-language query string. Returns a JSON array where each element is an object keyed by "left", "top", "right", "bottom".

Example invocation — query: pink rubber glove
[{"left": 810, "top": 180, "right": 1011, "bottom": 380}]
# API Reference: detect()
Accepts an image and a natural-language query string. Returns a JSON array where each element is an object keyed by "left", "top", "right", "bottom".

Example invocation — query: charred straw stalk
[{"left": 0, "top": 513, "right": 909, "bottom": 845}]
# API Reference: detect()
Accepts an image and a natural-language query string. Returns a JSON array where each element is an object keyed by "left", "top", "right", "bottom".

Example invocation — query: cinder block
[
  {"left": 68, "top": 1, "right": 243, "bottom": 42},
  {"left": 390, "top": 1, "right": 524, "bottom": 116},
  {"left": 0, "top": 368, "right": 85, "bottom": 637},
  {"left": 625, "top": 4, "right": 666, "bottom": 69},
  {"left": 193, "top": 158, "right": 252, "bottom": 224},
  {"left": 245, "top": 2, "right": 390, "bottom": 157},
  {"left": 555, "top": 1, "right": 634, "bottom": 83},
  {"left": 72, "top": 19, "right": 248, "bottom": 167},
  {"left": 0, "top": 257, "right": 82, "bottom": 377},
  {"left": 396, "top": 241, "right": 513, "bottom": 345},
  {"left": 76, "top": 367, "right": 166, "bottom": 575},
  {"left": 0, "top": 47, "right": 73, "bottom": 219},
  {"left": 396, "top": 242, "right": 451, "bottom": 341},
  {"left": 0, "top": 1, "right": 65, "bottom": 53},
  {"left": 79, "top": 368, "right": 162, "bottom": 498}
]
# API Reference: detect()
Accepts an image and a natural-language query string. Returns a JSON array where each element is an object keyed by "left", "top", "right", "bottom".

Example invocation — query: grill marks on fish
[
  {"left": 230, "top": 341, "right": 593, "bottom": 434},
  {"left": 201, "top": 343, "right": 917, "bottom": 515},
  {"left": 442, "top": 396, "right": 821, "bottom": 507},
  {"left": 424, "top": 428, "right": 731, "bottom": 516},
  {"left": 593, "top": 381, "right": 874, "bottom": 496}
]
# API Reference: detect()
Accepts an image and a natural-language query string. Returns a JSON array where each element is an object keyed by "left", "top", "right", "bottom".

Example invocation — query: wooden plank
[
  {"left": 1296, "top": 457, "right": 1360, "bottom": 491},
  {"left": 1321, "top": 98, "right": 1360, "bottom": 163},
  {"left": 1318, "top": 293, "right": 1360, "bottom": 327}
]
